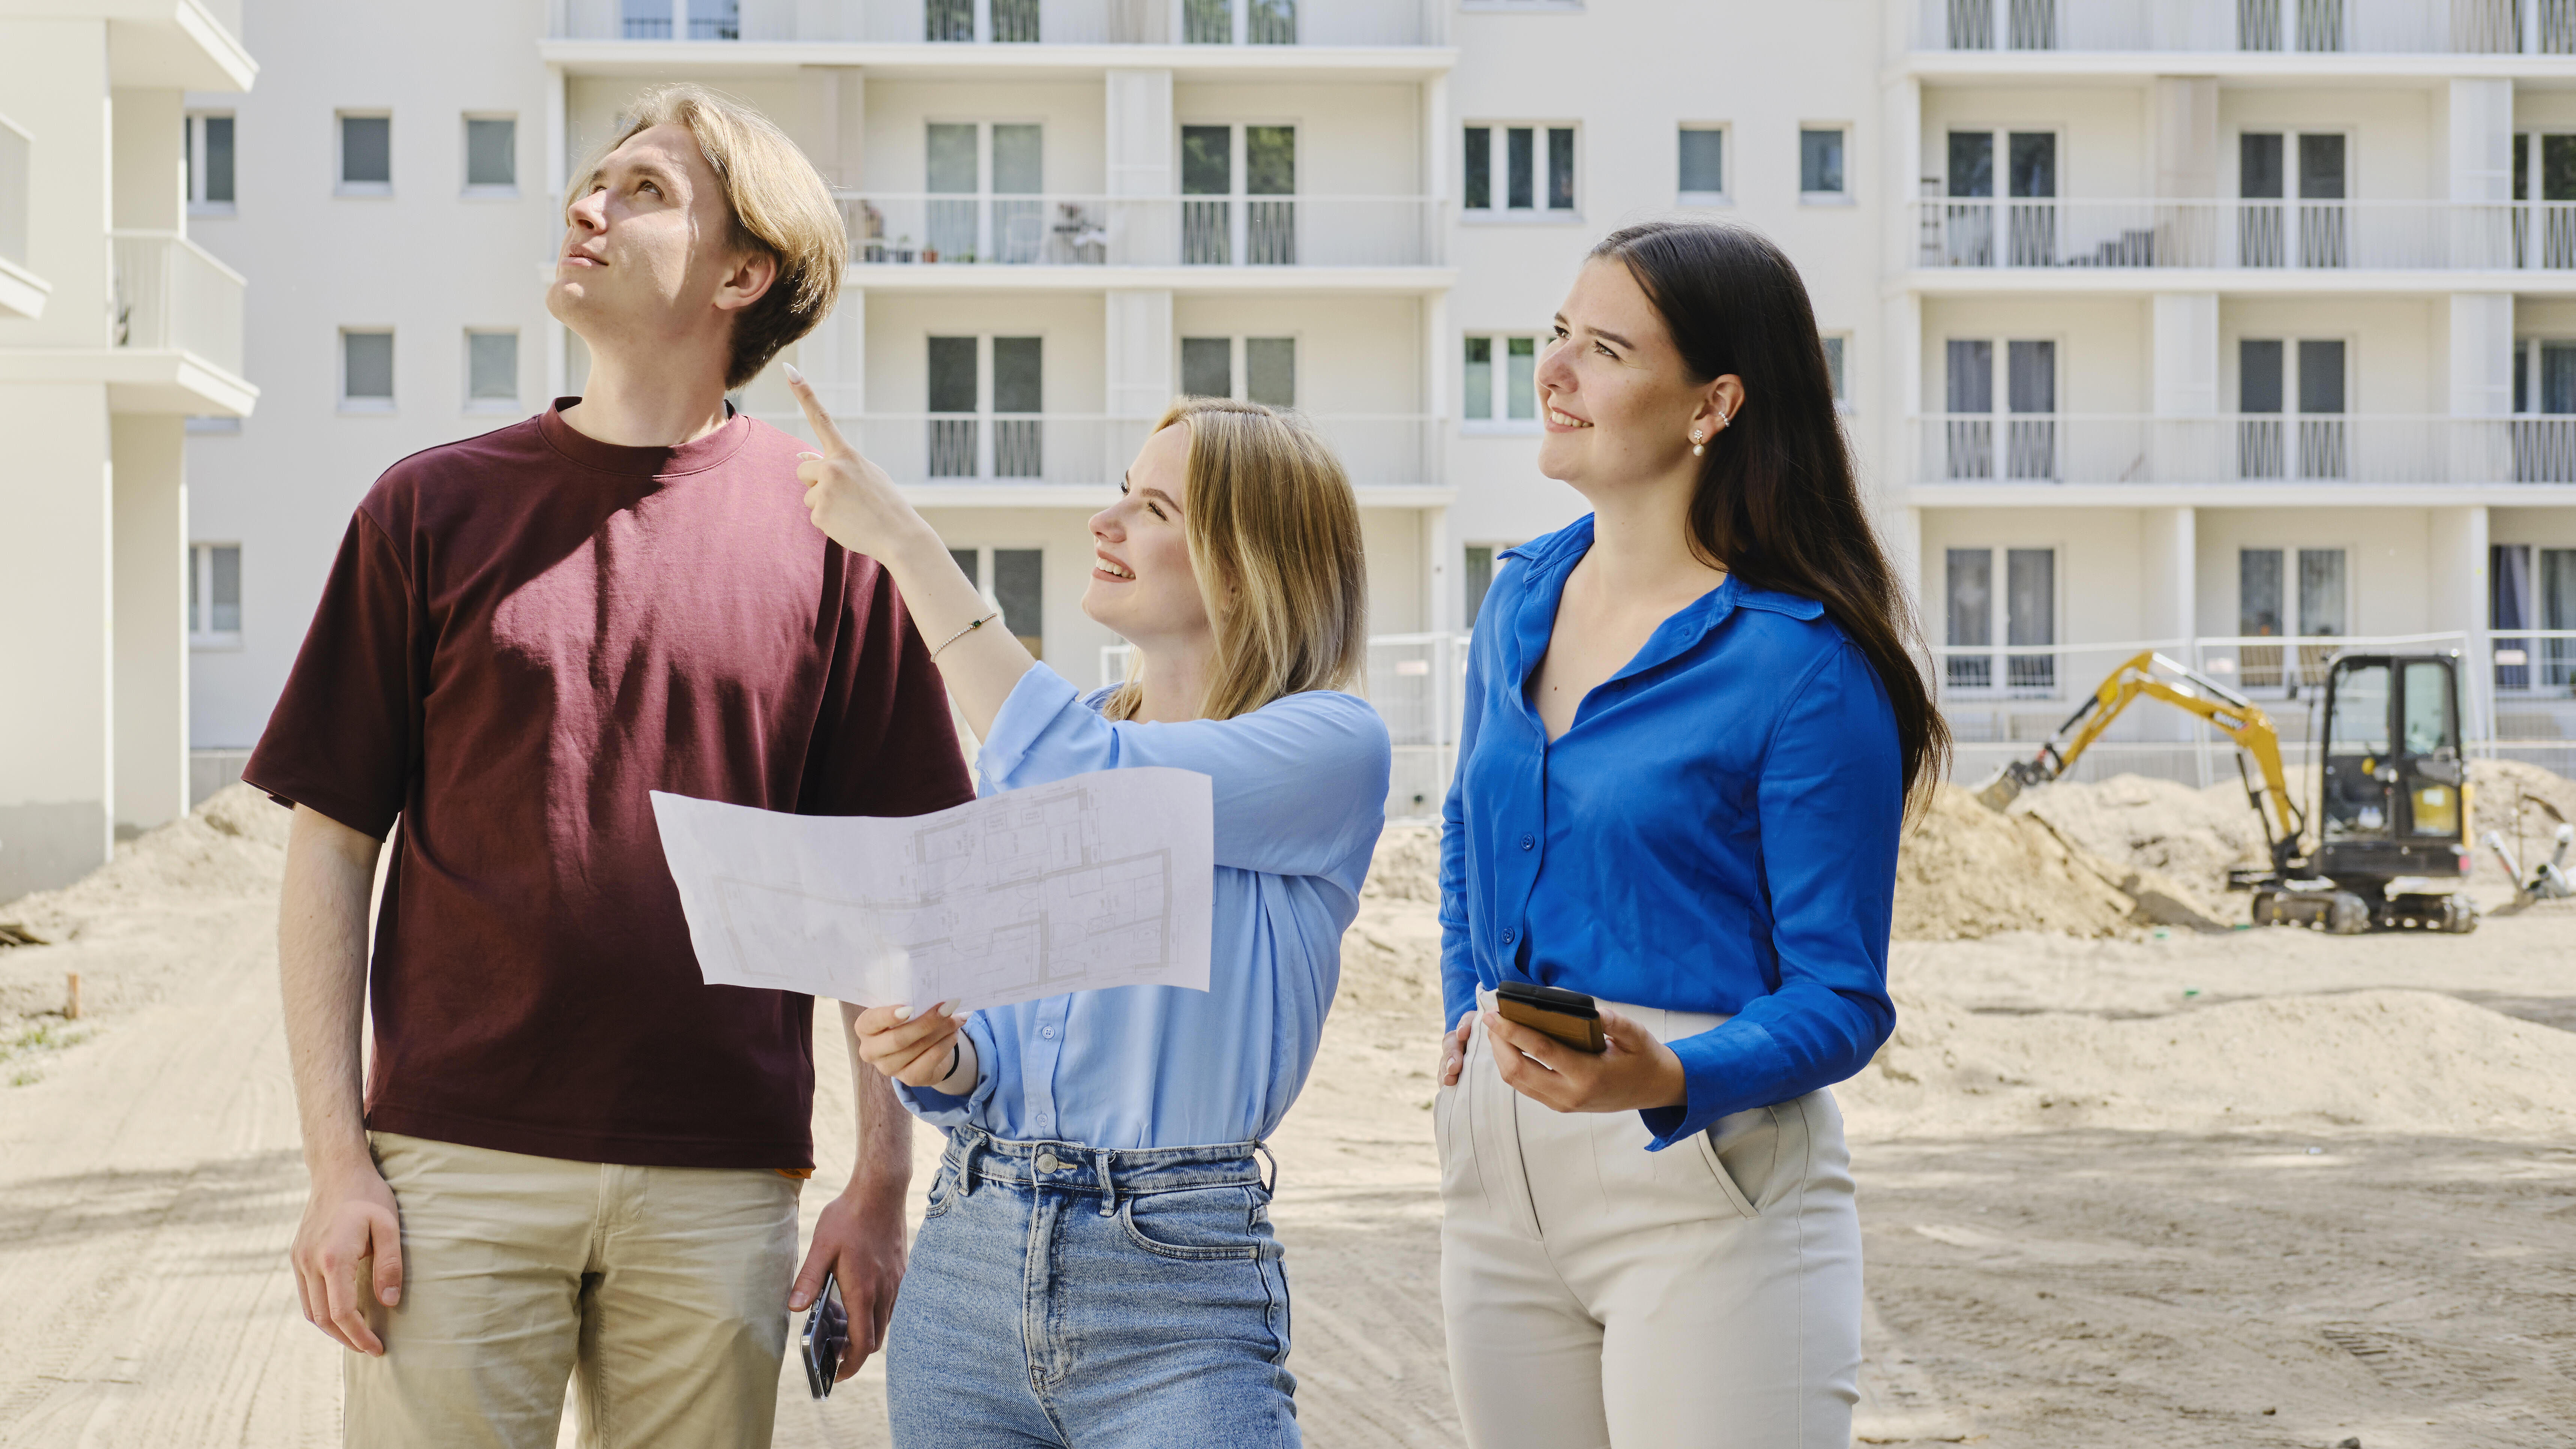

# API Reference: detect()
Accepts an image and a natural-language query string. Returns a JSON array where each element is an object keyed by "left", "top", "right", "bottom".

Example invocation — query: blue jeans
[{"left": 886, "top": 1125, "right": 1299, "bottom": 1448}]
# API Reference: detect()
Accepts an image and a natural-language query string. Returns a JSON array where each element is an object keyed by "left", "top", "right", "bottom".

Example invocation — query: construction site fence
[{"left": 1095, "top": 629, "right": 2576, "bottom": 826}]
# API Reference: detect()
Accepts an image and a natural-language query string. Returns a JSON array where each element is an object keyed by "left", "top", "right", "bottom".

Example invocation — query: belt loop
[
  {"left": 957, "top": 1131, "right": 982, "bottom": 1200},
  {"left": 1094, "top": 1148, "right": 1117, "bottom": 1218},
  {"left": 1254, "top": 1141, "right": 1277, "bottom": 1196}
]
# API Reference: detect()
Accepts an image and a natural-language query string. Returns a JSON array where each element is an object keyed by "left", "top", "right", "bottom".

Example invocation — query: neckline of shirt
[{"left": 538, "top": 396, "right": 753, "bottom": 478}]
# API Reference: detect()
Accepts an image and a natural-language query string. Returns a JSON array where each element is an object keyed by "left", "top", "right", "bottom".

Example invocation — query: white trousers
[{"left": 1436, "top": 993, "right": 1861, "bottom": 1449}]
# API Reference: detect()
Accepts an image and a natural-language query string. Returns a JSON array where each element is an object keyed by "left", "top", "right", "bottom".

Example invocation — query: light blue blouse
[{"left": 895, "top": 662, "right": 1391, "bottom": 1150}]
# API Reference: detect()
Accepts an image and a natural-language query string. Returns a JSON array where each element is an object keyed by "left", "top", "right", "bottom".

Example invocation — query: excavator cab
[{"left": 2257, "top": 653, "right": 2477, "bottom": 933}]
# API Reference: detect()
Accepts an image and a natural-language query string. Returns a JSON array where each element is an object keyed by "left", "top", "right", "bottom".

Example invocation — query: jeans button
[{"left": 1035, "top": 1151, "right": 1062, "bottom": 1173}]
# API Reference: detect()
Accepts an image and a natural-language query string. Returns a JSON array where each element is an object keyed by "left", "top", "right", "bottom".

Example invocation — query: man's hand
[
  {"left": 788, "top": 1186, "right": 907, "bottom": 1381},
  {"left": 785, "top": 364, "right": 939, "bottom": 566},
  {"left": 290, "top": 1161, "right": 403, "bottom": 1355},
  {"left": 1481, "top": 1006, "right": 1688, "bottom": 1115},
  {"left": 853, "top": 1002, "right": 968, "bottom": 1088}
]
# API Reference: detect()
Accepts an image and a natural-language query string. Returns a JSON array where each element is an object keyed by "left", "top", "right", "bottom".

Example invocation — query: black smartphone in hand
[
  {"left": 801, "top": 1270, "right": 849, "bottom": 1399},
  {"left": 1494, "top": 980, "right": 1607, "bottom": 1054}
]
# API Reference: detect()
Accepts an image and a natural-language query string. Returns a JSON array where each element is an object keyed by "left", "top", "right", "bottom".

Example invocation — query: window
[
  {"left": 926, "top": 334, "right": 1044, "bottom": 478},
  {"left": 1799, "top": 128, "right": 1846, "bottom": 198},
  {"left": 925, "top": 121, "right": 1047, "bottom": 263},
  {"left": 947, "top": 546, "right": 1046, "bottom": 656},
  {"left": 338, "top": 113, "right": 391, "bottom": 193},
  {"left": 1464, "top": 545, "right": 1496, "bottom": 624},
  {"left": 186, "top": 112, "right": 236, "bottom": 213},
  {"left": 1178, "top": 336, "right": 1294, "bottom": 406},
  {"left": 1184, "top": 0, "right": 1295, "bottom": 43},
  {"left": 466, "top": 330, "right": 518, "bottom": 410},
  {"left": 2236, "top": 338, "right": 2345, "bottom": 479},
  {"left": 1941, "top": 129, "right": 2057, "bottom": 263},
  {"left": 1821, "top": 334, "right": 1848, "bottom": 406},
  {"left": 189, "top": 543, "right": 242, "bottom": 647},
  {"left": 1943, "top": 547, "right": 2055, "bottom": 692},
  {"left": 1180, "top": 123, "right": 1295, "bottom": 264},
  {"left": 465, "top": 116, "right": 515, "bottom": 193},
  {"left": 1461, "top": 334, "right": 1538, "bottom": 428},
  {"left": 2491, "top": 544, "right": 2576, "bottom": 691},
  {"left": 619, "top": 0, "right": 740, "bottom": 38},
  {"left": 1941, "top": 337, "right": 2057, "bottom": 479},
  {"left": 1678, "top": 126, "right": 1726, "bottom": 205},
  {"left": 2235, "top": 546, "right": 2347, "bottom": 691},
  {"left": 2238, "top": 130, "right": 2346, "bottom": 267},
  {"left": 341, "top": 329, "right": 394, "bottom": 409},
  {"left": 1462, "top": 124, "right": 1575, "bottom": 218}
]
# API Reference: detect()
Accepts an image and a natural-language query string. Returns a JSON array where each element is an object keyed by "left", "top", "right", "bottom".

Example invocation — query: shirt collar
[{"left": 1503, "top": 513, "right": 1826, "bottom": 692}]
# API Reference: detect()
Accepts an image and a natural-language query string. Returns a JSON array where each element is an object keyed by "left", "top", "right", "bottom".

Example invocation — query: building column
[
  {"left": 2142, "top": 505, "right": 2197, "bottom": 644},
  {"left": 1105, "top": 289, "right": 1172, "bottom": 422},
  {"left": 802, "top": 286, "right": 863, "bottom": 420},
  {"left": 2429, "top": 505, "right": 2491, "bottom": 640},
  {"left": 2448, "top": 78, "right": 2514, "bottom": 204},
  {"left": 112, "top": 414, "right": 188, "bottom": 832},
  {"left": 2152, "top": 76, "right": 2219, "bottom": 202},
  {"left": 1105, "top": 69, "right": 1174, "bottom": 266},
  {"left": 2153, "top": 292, "right": 2220, "bottom": 485},
  {"left": 0, "top": 384, "right": 115, "bottom": 897},
  {"left": 547, "top": 64, "right": 569, "bottom": 396}
]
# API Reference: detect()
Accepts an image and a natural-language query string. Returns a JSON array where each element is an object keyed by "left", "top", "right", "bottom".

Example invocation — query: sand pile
[
  {"left": 1360, "top": 824, "right": 1440, "bottom": 903},
  {"left": 1891, "top": 785, "right": 2184, "bottom": 940},
  {"left": 1843, "top": 985, "right": 2576, "bottom": 1138},
  {"left": 0, "top": 784, "right": 289, "bottom": 947},
  {"left": 2012, "top": 773, "right": 2268, "bottom": 919},
  {"left": 2474, "top": 758, "right": 2576, "bottom": 865}
]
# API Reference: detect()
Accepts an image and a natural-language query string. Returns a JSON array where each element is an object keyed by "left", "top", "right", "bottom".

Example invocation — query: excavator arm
[{"left": 1972, "top": 651, "right": 2306, "bottom": 862}]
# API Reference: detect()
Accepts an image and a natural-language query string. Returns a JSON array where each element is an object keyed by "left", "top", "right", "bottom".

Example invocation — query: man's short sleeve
[
  {"left": 240, "top": 510, "right": 421, "bottom": 840},
  {"left": 796, "top": 552, "right": 975, "bottom": 822}
]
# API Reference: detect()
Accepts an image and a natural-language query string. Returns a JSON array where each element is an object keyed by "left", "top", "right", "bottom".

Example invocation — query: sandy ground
[{"left": 3, "top": 797, "right": 2573, "bottom": 1447}]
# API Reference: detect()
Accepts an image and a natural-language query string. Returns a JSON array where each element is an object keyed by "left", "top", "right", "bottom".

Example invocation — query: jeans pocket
[
  {"left": 920, "top": 1161, "right": 960, "bottom": 1220},
  {"left": 1693, "top": 1104, "right": 1777, "bottom": 1220},
  {"left": 1117, "top": 1185, "right": 1268, "bottom": 1262}
]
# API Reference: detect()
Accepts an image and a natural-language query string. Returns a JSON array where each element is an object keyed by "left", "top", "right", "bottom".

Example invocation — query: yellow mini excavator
[{"left": 1973, "top": 650, "right": 2478, "bottom": 934}]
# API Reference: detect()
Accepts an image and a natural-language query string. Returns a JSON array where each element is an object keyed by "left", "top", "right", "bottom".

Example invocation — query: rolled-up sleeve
[
  {"left": 892, "top": 1014, "right": 1002, "bottom": 1128},
  {"left": 976, "top": 662, "right": 1391, "bottom": 880},
  {"left": 1640, "top": 643, "right": 1902, "bottom": 1148}
]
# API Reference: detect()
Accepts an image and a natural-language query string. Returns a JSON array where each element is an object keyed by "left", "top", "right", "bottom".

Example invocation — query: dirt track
[{"left": 3, "top": 808, "right": 2573, "bottom": 1447}]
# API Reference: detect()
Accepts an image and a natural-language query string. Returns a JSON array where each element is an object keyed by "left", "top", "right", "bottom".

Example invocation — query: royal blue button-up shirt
[
  {"left": 896, "top": 662, "right": 1390, "bottom": 1149},
  {"left": 1439, "top": 516, "right": 1903, "bottom": 1150}
]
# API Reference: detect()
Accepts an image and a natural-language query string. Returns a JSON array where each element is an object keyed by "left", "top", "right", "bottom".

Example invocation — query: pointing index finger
[{"left": 781, "top": 363, "right": 855, "bottom": 458}]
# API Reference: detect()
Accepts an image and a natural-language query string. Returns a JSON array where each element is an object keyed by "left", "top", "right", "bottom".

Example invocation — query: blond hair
[
  {"left": 1105, "top": 400, "right": 1368, "bottom": 724},
  {"left": 574, "top": 84, "right": 846, "bottom": 389}
]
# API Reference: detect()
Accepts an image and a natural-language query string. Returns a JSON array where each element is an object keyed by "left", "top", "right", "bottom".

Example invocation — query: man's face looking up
[{"left": 548, "top": 122, "right": 775, "bottom": 358}]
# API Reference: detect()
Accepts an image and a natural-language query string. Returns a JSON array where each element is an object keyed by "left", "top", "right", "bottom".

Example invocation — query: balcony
[
  {"left": 547, "top": 0, "right": 1442, "bottom": 46},
  {"left": 764, "top": 412, "right": 1441, "bottom": 494},
  {"left": 1916, "top": 0, "right": 2569, "bottom": 54},
  {"left": 841, "top": 194, "right": 1445, "bottom": 275},
  {"left": 1909, "top": 199, "right": 2576, "bottom": 275},
  {"left": 1914, "top": 413, "right": 2576, "bottom": 487},
  {"left": 96, "top": 230, "right": 253, "bottom": 415},
  {"left": 0, "top": 114, "right": 40, "bottom": 320}
]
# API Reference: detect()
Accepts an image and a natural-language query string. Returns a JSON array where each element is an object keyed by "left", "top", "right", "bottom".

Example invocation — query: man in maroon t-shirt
[{"left": 250, "top": 86, "right": 971, "bottom": 1446}]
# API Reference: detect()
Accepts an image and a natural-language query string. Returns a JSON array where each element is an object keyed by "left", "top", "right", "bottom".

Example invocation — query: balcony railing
[
  {"left": 840, "top": 194, "right": 1443, "bottom": 268},
  {"left": 1920, "top": 0, "right": 2570, "bottom": 53},
  {"left": 1909, "top": 199, "right": 2576, "bottom": 272},
  {"left": 1916, "top": 414, "right": 2576, "bottom": 485},
  {"left": 548, "top": 0, "right": 1439, "bottom": 44},
  {"left": 761, "top": 412, "right": 1438, "bottom": 486},
  {"left": 111, "top": 231, "right": 246, "bottom": 376}
]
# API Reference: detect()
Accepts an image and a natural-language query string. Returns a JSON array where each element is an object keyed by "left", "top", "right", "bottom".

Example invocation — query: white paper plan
[{"left": 649, "top": 767, "right": 1213, "bottom": 1014}]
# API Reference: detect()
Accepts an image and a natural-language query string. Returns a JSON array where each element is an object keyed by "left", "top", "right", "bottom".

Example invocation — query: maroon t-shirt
[{"left": 245, "top": 401, "right": 973, "bottom": 1169}]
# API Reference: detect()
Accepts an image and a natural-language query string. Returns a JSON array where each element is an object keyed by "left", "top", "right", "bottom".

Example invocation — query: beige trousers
[
  {"left": 1436, "top": 994, "right": 1862, "bottom": 1449},
  {"left": 345, "top": 1132, "right": 802, "bottom": 1449}
]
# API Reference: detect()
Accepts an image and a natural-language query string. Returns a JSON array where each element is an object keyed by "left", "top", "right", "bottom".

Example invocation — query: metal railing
[
  {"left": 839, "top": 194, "right": 1443, "bottom": 269},
  {"left": 760, "top": 412, "right": 1439, "bottom": 486},
  {"left": 110, "top": 231, "right": 246, "bottom": 375},
  {"left": 1920, "top": 0, "right": 2570, "bottom": 52},
  {"left": 0, "top": 115, "right": 28, "bottom": 272},
  {"left": 1912, "top": 414, "right": 2576, "bottom": 485},
  {"left": 1909, "top": 199, "right": 2576, "bottom": 273},
  {"left": 548, "top": 0, "right": 1438, "bottom": 43}
]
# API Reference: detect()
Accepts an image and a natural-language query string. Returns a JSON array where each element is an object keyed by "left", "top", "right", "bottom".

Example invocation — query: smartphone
[
  {"left": 800, "top": 1270, "right": 848, "bottom": 1399},
  {"left": 1494, "top": 980, "right": 1606, "bottom": 1054}
]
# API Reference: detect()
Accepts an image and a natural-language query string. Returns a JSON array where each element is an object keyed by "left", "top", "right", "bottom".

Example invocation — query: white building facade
[
  {"left": 171, "top": 0, "right": 2576, "bottom": 831},
  {"left": 0, "top": 0, "right": 258, "bottom": 899}
]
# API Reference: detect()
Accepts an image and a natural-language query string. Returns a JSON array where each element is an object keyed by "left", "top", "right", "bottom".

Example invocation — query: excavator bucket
[{"left": 1973, "top": 770, "right": 2027, "bottom": 813}]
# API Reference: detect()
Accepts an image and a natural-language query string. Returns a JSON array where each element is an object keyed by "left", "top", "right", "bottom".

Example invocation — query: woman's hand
[
  {"left": 1480, "top": 1006, "right": 1687, "bottom": 1114},
  {"left": 785, "top": 364, "right": 942, "bottom": 565},
  {"left": 1438, "top": 1014, "right": 1471, "bottom": 1087},
  {"left": 853, "top": 1002, "right": 968, "bottom": 1088}
]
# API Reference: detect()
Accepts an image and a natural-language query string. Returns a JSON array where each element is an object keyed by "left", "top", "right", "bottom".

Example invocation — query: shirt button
[
  {"left": 1040, "top": 1026, "right": 1057, "bottom": 1040},
  {"left": 1519, "top": 834, "right": 1534, "bottom": 850},
  {"left": 1501, "top": 928, "right": 1516, "bottom": 945}
]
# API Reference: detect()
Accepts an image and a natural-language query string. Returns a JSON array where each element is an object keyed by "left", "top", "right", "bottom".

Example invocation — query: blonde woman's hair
[
  {"left": 572, "top": 84, "right": 847, "bottom": 389},
  {"left": 1104, "top": 399, "right": 1368, "bottom": 724}
]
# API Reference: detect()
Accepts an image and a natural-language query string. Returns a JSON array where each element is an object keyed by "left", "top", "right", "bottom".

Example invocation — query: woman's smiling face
[
  {"left": 1533, "top": 257, "right": 1719, "bottom": 492},
  {"left": 1082, "top": 423, "right": 1212, "bottom": 649}
]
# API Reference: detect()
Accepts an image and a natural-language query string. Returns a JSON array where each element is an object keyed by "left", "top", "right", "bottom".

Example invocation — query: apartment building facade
[
  {"left": 171, "top": 0, "right": 2576, "bottom": 826},
  {"left": 0, "top": 0, "right": 258, "bottom": 898}
]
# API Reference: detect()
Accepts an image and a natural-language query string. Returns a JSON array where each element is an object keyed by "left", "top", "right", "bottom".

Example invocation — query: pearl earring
[{"left": 1690, "top": 428, "right": 1705, "bottom": 458}]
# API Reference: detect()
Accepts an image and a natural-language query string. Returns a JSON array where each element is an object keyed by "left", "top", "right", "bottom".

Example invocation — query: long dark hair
[{"left": 1591, "top": 220, "right": 1949, "bottom": 802}]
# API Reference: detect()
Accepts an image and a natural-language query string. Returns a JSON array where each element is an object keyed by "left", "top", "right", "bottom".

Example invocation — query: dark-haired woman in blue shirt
[{"left": 1434, "top": 222, "right": 1946, "bottom": 1449}]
